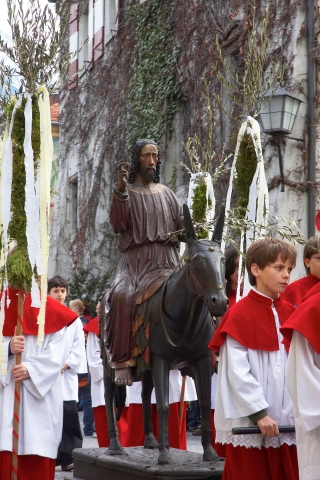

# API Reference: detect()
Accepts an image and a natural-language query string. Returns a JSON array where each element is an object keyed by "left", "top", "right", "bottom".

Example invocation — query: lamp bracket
[{"left": 283, "top": 136, "right": 305, "bottom": 142}]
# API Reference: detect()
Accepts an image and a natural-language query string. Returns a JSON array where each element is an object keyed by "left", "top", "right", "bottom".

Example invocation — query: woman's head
[{"left": 225, "top": 246, "right": 240, "bottom": 296}]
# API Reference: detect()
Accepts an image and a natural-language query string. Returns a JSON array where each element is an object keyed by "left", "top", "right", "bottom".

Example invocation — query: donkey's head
[{"left": 183, "top": 204, "right": 228, "bottom": 316}]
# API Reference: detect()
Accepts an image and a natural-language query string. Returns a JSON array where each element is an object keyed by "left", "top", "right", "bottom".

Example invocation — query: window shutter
[
  {"left": 93, "top": 0, "right": 104, "bottom": 62},
  {"left": 88, "top": 0, "right": 94, "bottom": 70},
  {"left": 68, "top": 3, "right": 79, "bottom": 90}
]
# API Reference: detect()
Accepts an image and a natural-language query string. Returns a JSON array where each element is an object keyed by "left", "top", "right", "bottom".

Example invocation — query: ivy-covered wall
[{"left": 49, "top": 0, "right": 317, "bottom": 281}]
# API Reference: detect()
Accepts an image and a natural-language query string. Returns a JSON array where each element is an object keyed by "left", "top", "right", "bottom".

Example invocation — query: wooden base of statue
[{"left": 72, "top": 447, "right": 224, "bottom": 480}]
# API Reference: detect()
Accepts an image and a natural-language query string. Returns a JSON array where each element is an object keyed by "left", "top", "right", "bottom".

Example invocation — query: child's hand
[
  {"left": 10, "top": 327, "right": 25, "bottom": 354},
  {"left": 61, "top": 363, "right": 69, "bottom": 373},
  {"left": 12, "top": 364, "right": 30, "bottom": 381},
  {"left": 257, "top": 415, "right": 279, "bottom": 437}
]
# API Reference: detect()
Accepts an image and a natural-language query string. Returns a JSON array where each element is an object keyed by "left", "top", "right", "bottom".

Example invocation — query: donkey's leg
[
  {"left": 194, "top": 357, "right": 220, "bottom": 461},
  {"left": 151, "top": 354, "right": 171, "bottom": 465},
  {"left": 104, "top": 375, "right": 125, "bottom": 455},
  {"left": 142, "top": 370, "right": 158, "bottom": 449}
]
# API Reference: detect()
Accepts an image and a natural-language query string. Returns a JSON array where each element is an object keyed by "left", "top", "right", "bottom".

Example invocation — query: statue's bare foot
[{"left": 115, "top": 367, "right": 133, "bottom": 386}]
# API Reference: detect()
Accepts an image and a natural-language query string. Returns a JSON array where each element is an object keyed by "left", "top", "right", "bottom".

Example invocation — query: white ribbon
[
  {"left": 37, "top": 87, "right": 53, "bottom": 345},
  {"left": 0, "top": 121, "right": 10, "bottom": 375},
  {"left": 24, "top": 94, "right": 42, "bottom": 309},
  {"left": 1, "top": 98, "right": 23, "bottom": 292},
  {"left": 221, "top": 122, "right": 247, "bottom": 253}
]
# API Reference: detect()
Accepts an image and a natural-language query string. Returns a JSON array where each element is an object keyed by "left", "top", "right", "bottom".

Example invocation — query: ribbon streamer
[
  {"left": 24, "top": 94, "right": 42, "bottom": 311},
  {"left": 0, "top": 99, "right": 22, "bottom": 375},
  {"left": 37, "top": 87, "right": 53, "bottom": 346}
]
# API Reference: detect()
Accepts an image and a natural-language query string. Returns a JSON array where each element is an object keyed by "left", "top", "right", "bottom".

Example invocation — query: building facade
[{"left": 48, "top": 0, "right": 320, "bottom": 281}]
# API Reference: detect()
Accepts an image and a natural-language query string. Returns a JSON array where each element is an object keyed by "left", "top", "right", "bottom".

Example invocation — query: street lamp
[{"left": 257, "top": 87, "right": 303, "bottom": 192}]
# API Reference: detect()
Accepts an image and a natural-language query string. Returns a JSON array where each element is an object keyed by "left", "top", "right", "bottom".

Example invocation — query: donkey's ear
[
  {"left": 183, "top": 204, "right": 197, "bottom": 244},
  {"left": 212, "top": 205, "right": 225, "bottom": 244}
]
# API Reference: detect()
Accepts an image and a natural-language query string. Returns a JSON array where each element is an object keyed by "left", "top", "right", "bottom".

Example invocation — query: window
[
  {"left": 78, "top": 2, "right": 89, "bottom": 76},
  {"left": 68, "top": 4, "right": 79, "bottom": 90}
]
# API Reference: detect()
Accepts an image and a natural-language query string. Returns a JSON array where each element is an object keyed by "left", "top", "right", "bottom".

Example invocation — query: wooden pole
[
  {"left": 179, "top": 375, "right": 186, "bottom": 434},
  {"left": 11, "top": 290, "right": 24, "bottom": 480}
]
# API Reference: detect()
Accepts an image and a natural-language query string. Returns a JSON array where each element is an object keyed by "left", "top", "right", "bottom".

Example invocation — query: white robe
[
  {"left": 126, "top": 369, "right": 197, "bottom": 404},
  {"left": 0, "top": 330, "right": 68, "bottom": 458},
  {"left": 61, "top": 317, "right": 87, "bottom": 401},
  {"left": 86, "top": 330, "right": 104, "bottom": 407},
  {"left": 286, "top": 331, "right": 320, "bottom": 480},
  {"left": 215, "top": 303, "right": 295, "bottom": 449}
]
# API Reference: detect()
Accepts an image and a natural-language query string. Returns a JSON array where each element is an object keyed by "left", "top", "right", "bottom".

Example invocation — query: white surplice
[
  {"left": 61, "top": 317, "right": 87, "bottom": 401},
  {"left": 0, "top": 330, "right": 68, "bottom": 458},
  {"left": 215, "top": 300, "right": 295, "bottom": 449},
  {"left": 126, "top": 369, "right": 197, "bottom": 405},
  {"left": 286, "top": 331, "right": 320, "bottom": 480},
  {"left": 86, "top": 330, "right": 104, "bottom": 407}
]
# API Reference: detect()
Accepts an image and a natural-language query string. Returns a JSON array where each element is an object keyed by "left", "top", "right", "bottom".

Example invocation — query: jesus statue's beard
[{"left": 139, "top": 166, "right": 156, "bottom": 182}]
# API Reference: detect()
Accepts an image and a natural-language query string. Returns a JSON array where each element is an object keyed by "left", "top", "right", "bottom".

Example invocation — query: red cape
[
  {"left": 228, "top": 290, "right": 236, "bottom": 309},
  {"left": 83, "top": 316, "right": 99, "bottom": 335},
  {"left": 2, "top": 288, "right": 78, "bottom": 336},
  {"left": 301, "top": 281, "right": 320, "bottom": 302},
  {"left": 227, "top": 290, "right": 243, "bottom": 310},
  {"left": 208, "top": 289, "right": 295, "bottom": 352},
  {"left": 281, "top": 273, "right": 320, "bottom": 307},
  {"left": 280, "top": 291, "right": 320, "bottom": 354}
]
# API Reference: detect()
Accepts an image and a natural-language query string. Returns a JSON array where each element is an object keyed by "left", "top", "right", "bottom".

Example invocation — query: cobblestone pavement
[{"left": 54, "top": 412, "right": 203, "bottom": 480}]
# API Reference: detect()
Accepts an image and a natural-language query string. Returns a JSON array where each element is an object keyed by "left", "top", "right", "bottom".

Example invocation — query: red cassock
[
  {"left": 281, "top": 273, "right": 320, "bottom": 307},
  {"left": 123, "top": 402, "right": 187, "bottom": 449},
  {"left": 83, "top": 317, "right": 128, "bottom": 447}
]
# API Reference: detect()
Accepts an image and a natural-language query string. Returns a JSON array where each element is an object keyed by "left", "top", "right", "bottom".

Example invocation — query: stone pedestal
[{"left": 72, "top": 447, "right": 224, "bottom": 480}]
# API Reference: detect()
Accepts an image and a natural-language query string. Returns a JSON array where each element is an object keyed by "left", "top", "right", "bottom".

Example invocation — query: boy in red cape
[
  {"left": 208, "top": 238, "right": 298, "bottom": 480},
  {"left": 281, "top": 291, "right": 320, "bottom": 480},
  {"left": 282, "top": 235, "right": 320, "bottom": 307},
  {"left": 0, "top": 287, "right": 77, "bottom": 480}
]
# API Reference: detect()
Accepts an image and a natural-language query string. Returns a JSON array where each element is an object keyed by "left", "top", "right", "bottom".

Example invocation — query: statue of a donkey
[{"left": 101, "top": 204, "right": 228, "bottom": 464}]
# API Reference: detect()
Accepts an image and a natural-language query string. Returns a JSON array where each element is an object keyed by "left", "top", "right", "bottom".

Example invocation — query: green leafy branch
[
  {"left": 213, "top": 3, "right": 285, "bottom": 120},
  {"left": 0, "top": 0, "right": 73, "bottom": 95},
  {"left": 166, "top": 209, "right": 305, "bottom": 256},
  {"left": 182, "top": 80, "right": 232, "bottom": 178}
]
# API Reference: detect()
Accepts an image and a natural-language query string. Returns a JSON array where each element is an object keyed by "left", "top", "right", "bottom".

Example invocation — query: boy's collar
[{"left": 251, "top": 287, "right": 280, "bottom": 302}]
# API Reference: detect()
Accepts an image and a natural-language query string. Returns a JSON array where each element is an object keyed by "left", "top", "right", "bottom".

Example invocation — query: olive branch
[
  {"left": 213, "top": 3, "right": 285, "bottom": 120},
  {"left": 0, "top": 0, "right": 86, "bottom": 97}
]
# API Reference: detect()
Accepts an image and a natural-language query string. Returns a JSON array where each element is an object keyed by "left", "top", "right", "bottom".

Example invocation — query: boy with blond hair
[
  {"left": 282, "top": 235, "right": 320, "bottom": 307},
  {"left": 209, "top": 238, "right": 299, "bottom": 480}
]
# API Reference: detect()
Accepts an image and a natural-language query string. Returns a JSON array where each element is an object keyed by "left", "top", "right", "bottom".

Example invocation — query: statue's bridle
[
  {"left": 186, "top": 240, "right": 224, "bottom": 296},
  {"left": 159, "top": 240, "right": 223, "bottom": 348}
]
